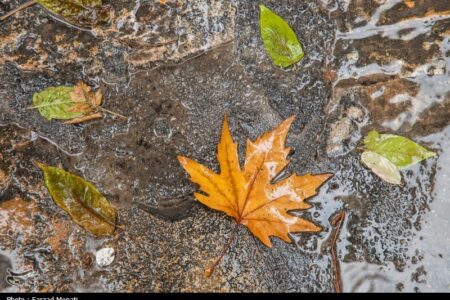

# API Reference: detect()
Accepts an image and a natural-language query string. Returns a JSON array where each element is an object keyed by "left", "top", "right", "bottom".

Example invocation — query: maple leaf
[{"left": 178, "top": 115, "right": 332, "bottom": 275}]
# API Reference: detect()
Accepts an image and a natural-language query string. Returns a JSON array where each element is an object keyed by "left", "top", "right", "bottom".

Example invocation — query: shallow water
[
  {"left": 340, "top": 126, "right": 449, "bottom": 292},
  {"left": 0, "top": 0, "right": 449, "bottom": 292}
]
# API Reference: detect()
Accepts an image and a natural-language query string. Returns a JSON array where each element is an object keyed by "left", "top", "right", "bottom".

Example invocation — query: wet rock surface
[{"left": 1, "top": 0, "right": 449, "bottom": 292}]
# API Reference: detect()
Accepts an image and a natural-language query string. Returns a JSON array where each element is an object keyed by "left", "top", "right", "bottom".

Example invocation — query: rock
[{"left": 96, "top": 248, "right": 115, "bottom": 267}]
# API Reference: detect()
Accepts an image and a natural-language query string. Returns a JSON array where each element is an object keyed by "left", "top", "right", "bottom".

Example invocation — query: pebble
[{"left": 96, "top": 248, "right": 115, "bottom": 267}]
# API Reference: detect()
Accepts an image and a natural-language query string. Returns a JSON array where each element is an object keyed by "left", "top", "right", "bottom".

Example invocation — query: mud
[{"left": 1, "top": 0, "right": 449, "bottom": 292}]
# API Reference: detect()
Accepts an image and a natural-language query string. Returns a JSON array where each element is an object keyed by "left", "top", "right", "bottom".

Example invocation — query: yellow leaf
[{"left": 178, "top": 116, "right": 332, "bottom": 248}]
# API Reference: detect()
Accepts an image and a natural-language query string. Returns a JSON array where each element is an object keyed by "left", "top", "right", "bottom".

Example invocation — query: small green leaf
[
  {"left": 32, "top": 86, "right": 84, "bottom": 121},
  {"left": 361, "top": 151, "right": 402, "bottom": 185},
  {"left": 36, "top": 0, "right": 111, "bottom": 27},
  {"left": 363, "top": 130, "right": 436, "bottom": 169},
  {"left": 259, "top": 4, "right": 304, "bottom": 68},
  {"left": 37, "top": 162, "right": 116, "bottom": 236}
]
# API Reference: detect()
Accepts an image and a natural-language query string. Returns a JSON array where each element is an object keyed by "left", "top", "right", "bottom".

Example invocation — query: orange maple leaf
[{"left": 178, "top": 116, "right": 332, "bottom": 275}]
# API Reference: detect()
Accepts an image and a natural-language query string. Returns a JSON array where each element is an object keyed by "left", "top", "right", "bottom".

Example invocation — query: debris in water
[{"left": 330, "top": 210, "right": 345, "bottom": 293}]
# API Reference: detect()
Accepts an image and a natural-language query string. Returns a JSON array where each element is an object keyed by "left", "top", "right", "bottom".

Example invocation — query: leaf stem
[
  {"left": 205, "top": 223, "right": 239, "bottom": 277},
  {"left": 98, "top": 107, "right": 127, "bottom": 120},
  {"left": 0, "top": 0, "right": 37, "bottom": 22}
]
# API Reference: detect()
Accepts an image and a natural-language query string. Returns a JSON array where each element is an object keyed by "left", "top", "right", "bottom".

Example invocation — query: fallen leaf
[
  {"left": 70, "top": 81, "right": 103, "bottom": 107},
  {"left": 36, "top": 0, "right": 113, "bottom": 27},
  {"left": 36, "top": 162, "right": 116, "bottom": 236},
  {"left": 259, "top": 4, "right": 304, "bottom": 68},
  {"left": 178, "top": 115, "right": 331, "bottom": 275},
  {"left": 32, "top": 86, "right": 87, "bottom": 121},
  {"left": 363, "top": 130, "right": 436, "bottom": 169},
  {"left": 179, "top": 116, "right": 330, "bottom": 246},
  {"left": 361, "top": 151, "right": 402, "bottom": 185},
  {"left": 32, "top": 81, "right": 105, "bottom": 124}
]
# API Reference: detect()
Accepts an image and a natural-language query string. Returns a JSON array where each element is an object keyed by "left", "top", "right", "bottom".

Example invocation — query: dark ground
[{"left": 0, "top": 0, "right": 449, "bottom": 292}]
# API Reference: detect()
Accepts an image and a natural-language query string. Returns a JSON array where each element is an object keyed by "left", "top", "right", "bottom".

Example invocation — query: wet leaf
[
  {"left": 70, "top": 81, "right": 103, "bottom": 107},
  {"left": 361, "top": 151, "right": 402, "bottom": 185},
  {"left": 37, "top": 162, "right": 116, "bottom": 236},
  {"left": 32, "top": 82, "right": 103, "bottom": 124},
  {"left": 259, "top": 4, "right": 304, "bottom": 68},
  {"left": 178, "top": 116, "right": 331, "bottom": 248},
  {"left": 32, "top": 86, "right": 86, "bottom": 121},
  {"left": 36, "top": 0, "right": 112, "bottom": 27},
  {"left": 363, "top": 130, "right": 436, "bottom": 169}
]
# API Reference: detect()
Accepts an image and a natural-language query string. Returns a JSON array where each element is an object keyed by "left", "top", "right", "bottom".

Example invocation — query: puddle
[
  {"left": 0, "top": 0, "right": 449, "bottom": 292},
  {"left": 340, "top": 125, "right": 450, "bottom": 292},
  {"left": 325, "top": 0, "right": 450, "bottom": 292}
]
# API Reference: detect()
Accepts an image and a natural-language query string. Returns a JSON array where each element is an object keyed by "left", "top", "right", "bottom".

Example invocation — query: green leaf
[
  {"left": 37, "top": 162, "right": 116, "bottom": 236},
  {"left": 36, "top": 0, "right": 111, "bottom": 27},
  {"left": 32, "top": 86, "right": 84, "bottom": 121},
  {"left": 363, "top": 130, "right": 436, "bottom": 169},
  {"left": 361, "top": 151, "right": 402, "bottom": 185},
  {"left": 259, "top": 4, "right": 304, "bottom": 68}
]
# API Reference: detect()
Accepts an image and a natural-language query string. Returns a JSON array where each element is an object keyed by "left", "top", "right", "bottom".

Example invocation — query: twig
[
  {"left": 162, "top": 39, "right": 234, "bottom": 69},
  {"left": 98, "top": 107, "right": 127, "bottom": 120},
  {"left": 205, "top": 223, "right": 239, "bottom": 278},
  {"left": 120, "top": 38, "right": 177, "bottom": 48},
  {"left": 330, "top": 210, "right": 345, "bottom": 293},
  {"left": 0, "top": 0, "right": 37, "bottom": 22}
]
